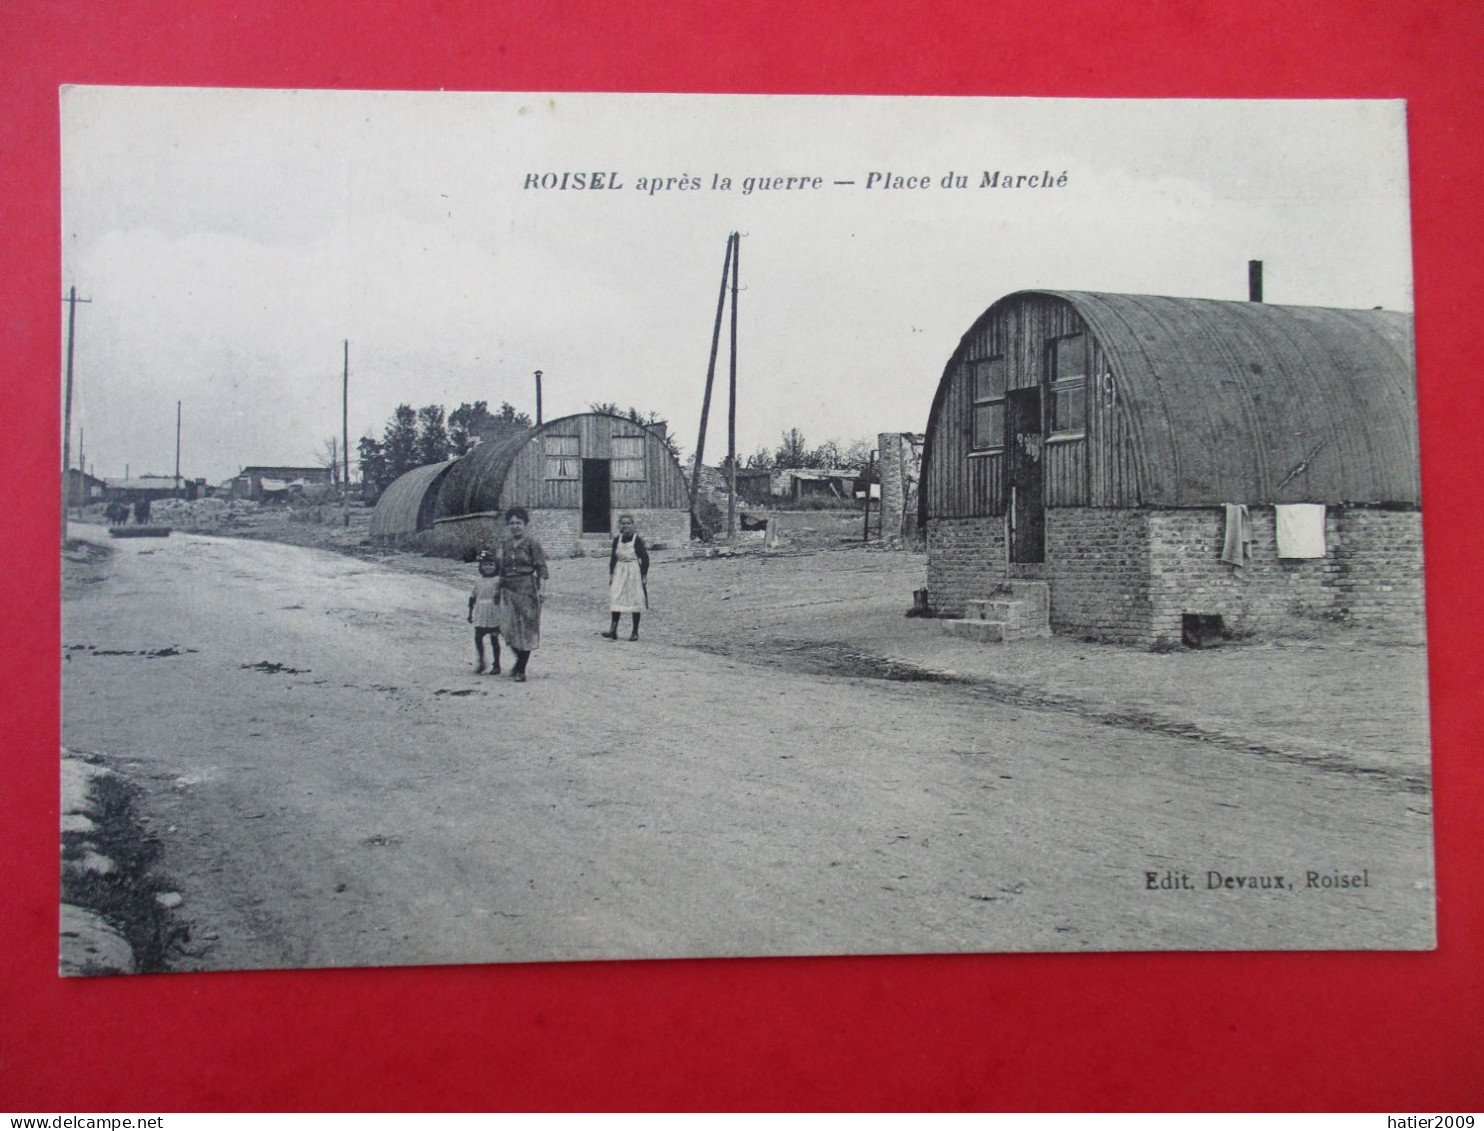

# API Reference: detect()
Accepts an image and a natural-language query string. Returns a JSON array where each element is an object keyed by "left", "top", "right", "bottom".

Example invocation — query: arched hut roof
[
  {"left": 433, "top": 412, "right": 689, "bottom": 519},
  {"left": 923, "top": 290, "right": 1418, "bottom": 512},
  {"left": 369, "top": 459, "right": 459, "bottom": 536},
  {"left": 434, "top": 426, "right": 537, "bottom": 519}
]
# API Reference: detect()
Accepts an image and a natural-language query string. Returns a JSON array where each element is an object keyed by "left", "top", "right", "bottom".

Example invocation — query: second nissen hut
[
  {"left": 432, "top": 412, "right": 692, "bottom": 557},
  {"left": 919, "top": 288, "right": 1422, "bottom": 647}
]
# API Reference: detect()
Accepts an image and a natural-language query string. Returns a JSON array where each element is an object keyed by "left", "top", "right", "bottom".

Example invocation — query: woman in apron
[{"left": 601, "top": 514, "right": 649, "bottom": 641}]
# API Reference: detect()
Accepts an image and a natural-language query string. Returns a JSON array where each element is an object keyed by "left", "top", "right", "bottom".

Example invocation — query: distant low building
[
  {"left": 63, "top": 469, "right": 107, "bottom": 507},
  {"left": 103, "top": 475, "right": 196, "bottom": 503},
  {"left": 232, "top": 465, "right": 334, "bottom": 502},
  {"left": 771, "top": 468, "right": 863, "bottom": 504}
]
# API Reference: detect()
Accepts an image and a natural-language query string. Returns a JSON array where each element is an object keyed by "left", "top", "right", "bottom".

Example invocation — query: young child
[{"left": 467, "top": 549, "right": 502, "bottom": 675}]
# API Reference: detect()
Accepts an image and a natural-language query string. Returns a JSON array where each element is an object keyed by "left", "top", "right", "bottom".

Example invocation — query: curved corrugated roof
[
  {"left": 433, "top": 426, "right": 537, "bottom": 519},
  {"left": 928, "top": 291, "right": 1417, "bottom": 508},
  {"left": 369, "top": 459, "right": 458, "bottom": 535}
]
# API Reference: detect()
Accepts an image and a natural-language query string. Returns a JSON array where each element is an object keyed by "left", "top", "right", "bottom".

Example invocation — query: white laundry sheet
[{"left": 1275, "top": 503, "right": 1327, "bottom": 558}]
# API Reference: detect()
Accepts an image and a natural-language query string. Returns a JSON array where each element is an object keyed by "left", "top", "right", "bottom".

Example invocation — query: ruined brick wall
[{"left": 877, "top": 432, "right": 925, "bottom": 546}]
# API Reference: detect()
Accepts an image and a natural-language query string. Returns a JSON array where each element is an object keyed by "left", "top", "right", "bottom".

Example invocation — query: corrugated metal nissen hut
[
  {"left": 431, "top": 412, "right": 693, "bottom": 557},
  {"left": 919, "top": 288, "right": 1423, "bottom": 646},
  {"left": 369, "top": 459, "right": 459, "bottom": 543}
]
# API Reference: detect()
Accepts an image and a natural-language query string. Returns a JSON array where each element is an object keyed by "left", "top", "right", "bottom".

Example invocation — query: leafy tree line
[
  {"left": 739, "top": 428, "right": 876, "bottom": 471},
  {"left": 357, "top": 401, "right": 532, "bottom": 497}
]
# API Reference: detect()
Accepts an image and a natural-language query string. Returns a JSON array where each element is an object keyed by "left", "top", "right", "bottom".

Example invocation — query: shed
[
  {"left": 369, "top": 459, "right": 458, "bottom": 539},
  {"left": 235, "top": 465, "right": 334, "bottom": 502},
  {"left": 920, "top": 290, "right": 1422, "bottom": 646},
  {"left": 64, "top": 469, "right": 108, "bottom": 507},
  {"left": 431, "top": 412, "right": 693, "bottom": 557}
]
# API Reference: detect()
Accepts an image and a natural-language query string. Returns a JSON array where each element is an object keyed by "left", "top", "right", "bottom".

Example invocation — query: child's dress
[{"left": 470, "top": 577, "right": 502, "bottom": 630}]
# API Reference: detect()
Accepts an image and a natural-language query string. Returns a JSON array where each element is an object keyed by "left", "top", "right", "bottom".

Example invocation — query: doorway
[
  {"left": 1005, "top": 387, "right": 1045, "bottom": 563},
  {"left": 581, "top": 459, "right": 611, "bottom": 534}
]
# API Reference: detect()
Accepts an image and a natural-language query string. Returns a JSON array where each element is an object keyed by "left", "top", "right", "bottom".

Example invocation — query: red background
[{"left": 4, "top": 1, "right": 1481, "bottom": 1111}]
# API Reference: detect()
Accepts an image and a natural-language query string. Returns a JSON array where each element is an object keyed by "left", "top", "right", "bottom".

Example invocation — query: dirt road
[{"left": 60, "top": 523, "right": 1435, "bottom": 970}]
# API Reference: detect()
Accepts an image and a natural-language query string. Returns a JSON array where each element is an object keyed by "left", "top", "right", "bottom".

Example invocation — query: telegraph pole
[
  {"left": 61, "top": 286, "right": 91, "bottom": 541},
  {"left": 175, "top": 401, "right": 182, "bottom": 497},
  {"left": 690, "top": 233, "right": 734, "bottom": 539},
  {"left": 342, "top": 339, "right": 350, "bottom": 526},
  {"left": 726, "top": 232, "right": 740, "bottom": 540}
]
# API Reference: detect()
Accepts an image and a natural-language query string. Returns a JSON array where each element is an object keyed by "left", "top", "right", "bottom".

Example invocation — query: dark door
[
  {"left": 581, "top": 458, "right": 611, "bottom": 534},
  {"left": 1005, "top": 387, "right": 1045, "bottom": 563}
]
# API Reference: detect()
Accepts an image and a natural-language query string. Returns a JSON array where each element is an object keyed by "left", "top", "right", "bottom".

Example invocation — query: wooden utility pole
[
  {"left": 534, "top": 370, "right": 544, "bottom": 425},
  {"left": 60, "top": 286, "right": 91, "bottom": 541},
  {"left": 690, "top": 233, "right": 735, "bottom": 537},
  {"left": 342, "top": 339, "right": 350, "bottom": 526},
  {"left": 175, "top": 401, "right": 182, "bottom": 497},
  {"left": 726, "top": 231, "right": 740, "bottom": 540}
]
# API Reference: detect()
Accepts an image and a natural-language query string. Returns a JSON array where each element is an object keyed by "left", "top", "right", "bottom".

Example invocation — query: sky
[{"left": 60, "top": 89, "right": 1414, "bottom": 484}]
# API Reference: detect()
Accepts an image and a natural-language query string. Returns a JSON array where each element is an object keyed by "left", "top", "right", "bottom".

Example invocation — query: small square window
[
  {"left": 1050, "top": 379, "right": 1086, "bottom": 433},
  {"left": 973, "top": 402, "right": 1005, "bottom": 450},
  {"left": 544, "top": 435, "right": 580, "bottom": 479},
  {"left": 611, "top": 435, "right": 646, "bottom": 481},
  {"left": 1052, "top": 335, "right": 1087, "bottom": 381},
  {"left": 974, "top": 356, "right": 1007, "bottom": 401}
]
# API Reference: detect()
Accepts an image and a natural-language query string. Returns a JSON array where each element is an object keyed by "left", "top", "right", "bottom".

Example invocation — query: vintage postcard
[{"left": 58, "top": 89, "right": 1431, "bottom": 974}]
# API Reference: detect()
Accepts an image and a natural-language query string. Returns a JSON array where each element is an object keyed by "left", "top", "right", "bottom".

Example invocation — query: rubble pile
[{"left": 146, "top": 496, "right": 261, "bottom": 530}]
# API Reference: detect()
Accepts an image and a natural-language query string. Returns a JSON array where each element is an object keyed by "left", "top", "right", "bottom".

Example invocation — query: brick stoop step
[{"left": 940, "top": 580, "right": 1051, "bottom": 643}]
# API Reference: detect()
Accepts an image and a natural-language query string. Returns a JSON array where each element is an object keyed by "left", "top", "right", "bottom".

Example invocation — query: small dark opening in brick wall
[{"left": 1181, "top": 613, "right": 1225, "bottom": 648}]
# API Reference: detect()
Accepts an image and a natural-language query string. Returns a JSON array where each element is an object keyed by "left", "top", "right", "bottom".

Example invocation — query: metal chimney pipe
[{"left": 1248, "top": 260, "right": 1263, "bottom": 303}]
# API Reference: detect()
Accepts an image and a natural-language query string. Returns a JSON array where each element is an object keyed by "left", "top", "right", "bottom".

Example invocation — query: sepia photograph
[{"left": 57, "top": 88, "right": 1432, "bottom": 975}]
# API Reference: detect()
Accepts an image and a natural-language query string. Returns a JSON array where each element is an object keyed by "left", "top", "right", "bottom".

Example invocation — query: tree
[
  {"left": 448, "top": 401, "right": 489, "bottom": 455},
  {"left": 448, "top": 401, "right": 533, "bottom": 454},
  {"left": 743, "top": 444, "right": 774, "bottom": 470},
  {"left": 842, "top": 437, "right": 877, "bottom": 469},
  {"left": 382, "top": 404, "right": 420, "bottom": 479},
  {"left": 774, "top": 428, "right": 810, "bottom": 469},
  {"left": 497, "top": 401, "right": 532, "bottom": 426},
  {"left": 316, "top": 436, "right": 342, "bottom": 486},
  {"left": 357, "top": 434, "right": 389, "bottom": 500},
  {"left": 812, "top": 439, "right": 843, "bottom": 469},
  {"left": 416, "top": 404, "right": 451, "bottom": 466}
]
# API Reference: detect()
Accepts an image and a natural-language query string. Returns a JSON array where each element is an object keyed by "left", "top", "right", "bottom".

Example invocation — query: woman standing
[
  {"left": 496, "top": 506, "right": 549, "bottom": 682},
  {"left": 601, "top": 513, "right": 649, "bottom": 641}
]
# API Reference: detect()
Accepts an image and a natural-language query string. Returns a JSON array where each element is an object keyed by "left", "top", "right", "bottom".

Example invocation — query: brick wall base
[
  {"left": 927, "top": 506, "right": 1424, "bottom": 647},
  {"left": 433, "top": 507, "right": 692, "bottom": 560}
]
